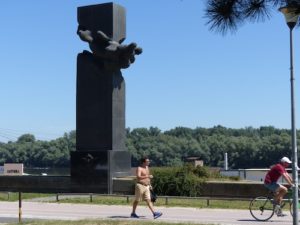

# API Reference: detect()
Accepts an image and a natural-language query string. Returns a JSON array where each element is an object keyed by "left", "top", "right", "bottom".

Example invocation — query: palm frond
[
  {"left": 242, "top": 0, "right": 271, "bottom": 22},
  {"left": 267, "top": 0, "right": 288, "bottom": 7},
  {"left": 204, "top": 0, "right": 242, "bottom": 35},
  {"left": 204, "top": 0, "right": 300, "bottom": 34}
]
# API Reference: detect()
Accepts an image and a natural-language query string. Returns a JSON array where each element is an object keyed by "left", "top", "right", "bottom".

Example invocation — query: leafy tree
[
  {"left": 0, "top": 127, "right": 297, "bottom": 169},
  {"left": 164, "top": 127, "right": 193, "bottom": 138},
  {"left": 17, "top": 134, "right": 36, "bottom": 143}
]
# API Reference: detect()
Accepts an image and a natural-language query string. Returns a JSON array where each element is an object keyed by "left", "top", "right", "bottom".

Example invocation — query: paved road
[{"left": 0, "top": 201, "right": 294, "bottom": 224}]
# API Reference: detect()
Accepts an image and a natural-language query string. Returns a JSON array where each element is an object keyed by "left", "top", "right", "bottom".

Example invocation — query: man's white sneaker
[
  {"left": 274, "top": 205, "right": 286, "bottom": 216},
  {"left": 274, "top": 205, "right": 281, "bottom": 215}
]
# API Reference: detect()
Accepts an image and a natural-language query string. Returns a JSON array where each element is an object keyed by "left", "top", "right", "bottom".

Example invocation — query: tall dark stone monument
[{"left": 71, "top": 2, "right": 142, "bottom": 193}]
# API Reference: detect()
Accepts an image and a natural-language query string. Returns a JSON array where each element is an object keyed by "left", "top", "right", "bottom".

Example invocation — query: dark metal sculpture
[
  {"left": 71, "top": 2, "right": 142, "bottom": 193},
  {"left": 77, "top": 26, "right": 142, "bottom": 70},
  {"left": 0, "top": 2, "right": 141, "bottom": 196}
]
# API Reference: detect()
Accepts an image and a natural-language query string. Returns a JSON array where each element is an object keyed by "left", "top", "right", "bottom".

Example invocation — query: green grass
[
  {"left": 54, "top": 195, "right": 250, "bottom": 209},
  {"left": 10, "top": 219, "right": 216, "bottom": 225},
  {"left": 0, "top": 192, "right": 251, "bottom": 209},
  {"left": 0, "top": 192, "right": 55, "bottom": 201}
]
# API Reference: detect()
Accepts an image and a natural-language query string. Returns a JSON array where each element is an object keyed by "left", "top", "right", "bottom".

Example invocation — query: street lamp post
[{"left": 279, "top": 5, "right": 300, "bottom": 225}]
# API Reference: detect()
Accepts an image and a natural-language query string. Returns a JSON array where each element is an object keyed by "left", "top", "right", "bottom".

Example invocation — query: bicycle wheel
[
  {"left": 289, "top": 201, "right": 300, "bottom": 216},
  {"left": 249, "top": 196, "right": 275, "bottom": 221},
  {"left": 289, "top": 188, "right": 300, "bottom": 216}
]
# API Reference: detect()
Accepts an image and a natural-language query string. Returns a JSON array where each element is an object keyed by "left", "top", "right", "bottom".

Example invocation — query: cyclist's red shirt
[{"left": 264, "top": 163, "right": 286, "bottom": 184}]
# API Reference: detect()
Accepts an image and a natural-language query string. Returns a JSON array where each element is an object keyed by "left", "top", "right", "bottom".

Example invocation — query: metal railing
[{"left": 55, "top": 193, "right": 252, "bottom": 206}]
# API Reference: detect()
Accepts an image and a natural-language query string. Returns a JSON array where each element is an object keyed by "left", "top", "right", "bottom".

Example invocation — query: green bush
[
  {"left": 151, "top": 165, "right": 207, "bottom": 197},
  {"left": 192, "top": 165, "right": 210, "bottom": 178},
  {"left": 150, "top": 165, "right": 240, "bottom": 196}
]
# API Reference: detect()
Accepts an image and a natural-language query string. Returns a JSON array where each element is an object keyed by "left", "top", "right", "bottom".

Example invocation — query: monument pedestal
[
  {"left": 71, "top": 50, "right": 131, "bottom": 193},
  {"left": 71, "top": 150, "right": 131, "bottom": 193}
]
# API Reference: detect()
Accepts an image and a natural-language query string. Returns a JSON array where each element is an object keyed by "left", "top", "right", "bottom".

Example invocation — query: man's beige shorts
[{"left": 134, "top": 183, "right": 151, "bottom": 202}]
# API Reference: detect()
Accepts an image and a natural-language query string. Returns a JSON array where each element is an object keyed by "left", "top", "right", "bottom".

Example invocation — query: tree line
[{"left": 0, "top": 125, "right": 296, "bottom": 169}]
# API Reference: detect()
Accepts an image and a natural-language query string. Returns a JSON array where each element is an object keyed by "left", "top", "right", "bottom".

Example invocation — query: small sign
[{"left": 4, "top": 163, "right": 23, "bottom": 175}]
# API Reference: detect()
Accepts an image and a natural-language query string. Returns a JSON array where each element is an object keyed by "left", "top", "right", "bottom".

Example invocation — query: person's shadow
[{"left": 109, "top": 215, "right": 147, "bottom": 219}]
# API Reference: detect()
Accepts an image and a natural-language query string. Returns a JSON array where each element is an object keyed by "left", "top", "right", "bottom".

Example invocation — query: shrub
[
  {"left": 151, "top": 165, "right": 207, "bottom": 196},
  {"left": 193, "top": 165, "right": 210, "bottom": 178}
]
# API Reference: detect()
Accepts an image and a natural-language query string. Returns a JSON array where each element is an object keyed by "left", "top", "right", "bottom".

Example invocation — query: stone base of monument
[
  {"left": 0, "top": 175, "right": 134, "bottom": 194},
  {"left": 70, "top": 150, "right": 131, "bottom": 193}
]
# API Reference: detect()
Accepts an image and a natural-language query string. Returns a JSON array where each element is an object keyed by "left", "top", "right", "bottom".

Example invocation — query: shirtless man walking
[{"left": 130, "top": 157, "right": 162, "bottom": 219}]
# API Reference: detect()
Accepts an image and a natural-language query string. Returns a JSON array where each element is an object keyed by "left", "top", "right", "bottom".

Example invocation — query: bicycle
[
  {"left": 249, "top": 189, "right": 294, "bottom": 221},
  {"left": 288, "top": 188, "right": 300, "bottom": 217}
]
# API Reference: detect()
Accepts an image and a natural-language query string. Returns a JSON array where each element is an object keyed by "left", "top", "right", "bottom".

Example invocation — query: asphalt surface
[{"left": 0, "top": 201, "right": 295, "bottom": 224}]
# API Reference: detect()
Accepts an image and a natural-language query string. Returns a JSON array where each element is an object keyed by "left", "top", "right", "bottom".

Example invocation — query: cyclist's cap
[{"left": 281, "top": 157, "right": 292, "bottom": 164}]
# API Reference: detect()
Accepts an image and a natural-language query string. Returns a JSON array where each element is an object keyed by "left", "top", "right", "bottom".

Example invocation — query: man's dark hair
[{"left": 140, "top": 156, "right": 149, "bottom": 163}]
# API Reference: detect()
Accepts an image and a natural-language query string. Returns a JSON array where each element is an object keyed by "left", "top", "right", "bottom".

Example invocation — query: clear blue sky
[{"left": 0, "top": 0, "right": 299, "bottom": 142}]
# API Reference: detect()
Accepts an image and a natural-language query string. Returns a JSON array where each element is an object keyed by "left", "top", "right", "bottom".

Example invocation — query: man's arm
[{"left": 282, "top": 172, "right": 293, "bottom": 186}]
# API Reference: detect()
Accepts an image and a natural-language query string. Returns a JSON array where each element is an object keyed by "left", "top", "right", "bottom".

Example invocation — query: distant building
[
  {"left": 3, "top": 163, "right": 23, "bottom": 175},
  {"left": 184, "top": 157, "right": 203, "bottom": 167}
]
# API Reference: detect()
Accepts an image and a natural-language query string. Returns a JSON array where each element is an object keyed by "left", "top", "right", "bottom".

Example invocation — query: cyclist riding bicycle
[{"left": 264, "top": 156, "right": 294, "bottom": 216}]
